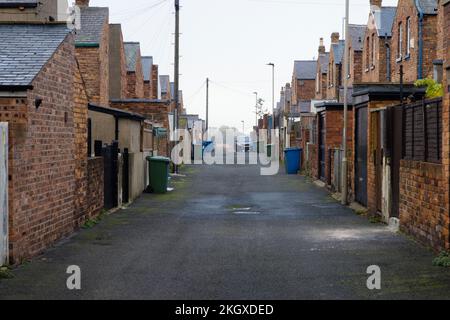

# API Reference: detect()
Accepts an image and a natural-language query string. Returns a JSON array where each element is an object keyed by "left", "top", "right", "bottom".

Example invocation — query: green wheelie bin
[{"left": 146, "top": 156, "right": 170, "bottom": 194}]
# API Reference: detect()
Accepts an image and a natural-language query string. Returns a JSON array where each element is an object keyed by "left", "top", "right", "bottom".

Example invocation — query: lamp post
[
  {"left": 241, "top": 120, "right": 245, "bottom": 135},
  {"left": 341, "top": 0, "right": 349, "bottom": 205}
]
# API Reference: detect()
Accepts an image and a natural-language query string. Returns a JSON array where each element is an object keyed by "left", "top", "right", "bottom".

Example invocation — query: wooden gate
[
  {"left": 0, "top": 123, "right": 8, "bottom": 265},
  {"left": 318, "top": 113, "right": 326, "bottom": 181},
  {"left": 102, "top": 141, "right": 119, "bottom": 210},
  {"left": 355, "top": 106, "right": 368, "bottom": 206}
]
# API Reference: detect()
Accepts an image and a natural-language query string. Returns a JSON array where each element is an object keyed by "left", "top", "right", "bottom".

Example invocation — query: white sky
[{"left": 88, "top": 0, "right": 398, "bottom": 132}]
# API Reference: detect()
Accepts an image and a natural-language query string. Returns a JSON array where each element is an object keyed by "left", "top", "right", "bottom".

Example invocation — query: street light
[
  {"left": 253, "top": 92, "right": 258, "bottom": 128},
  {"left": 241, "top": 120, "right": 245, "bottom": 134},
  {"left": 267, "top": 63, "right": 275, "bottom": 131},
  {"left": 341, "top": 0, "right": 350, "bottom": 205}
]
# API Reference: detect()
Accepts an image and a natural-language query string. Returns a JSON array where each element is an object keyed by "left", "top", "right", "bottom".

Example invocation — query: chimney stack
[
  {"left": 370, "top": 0, "right": 382, "bottom": 11},
  {"left": 76, "top": 0, "right": 90, "bottom": 7},
  {"left": 318, "top": 38, "right": 326, "bottom": 55},
  {"left": 331, "top": 32, "right": 340, "bottom": 44}
]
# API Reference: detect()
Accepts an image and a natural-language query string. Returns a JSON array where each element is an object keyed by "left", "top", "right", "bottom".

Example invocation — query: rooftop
[
  {"left": 294, "top": 60, "right": 317, "bottom": 80},
  {"left": 141, "top": 56, "right": 153, "bottom": 82},
  {"left": 0, "top": 24, "right": 71, "bottom": 87},
  {"left": 124, "top": 42, "right": 141, "bottom": 72},
  {"left": 75, "top": 7, "right": 109, "bottom": 45}
]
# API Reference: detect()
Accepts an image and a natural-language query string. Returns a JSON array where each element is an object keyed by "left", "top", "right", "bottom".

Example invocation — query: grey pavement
[{"left": 1, "top": 163, "right": 450, "bottom": 300}]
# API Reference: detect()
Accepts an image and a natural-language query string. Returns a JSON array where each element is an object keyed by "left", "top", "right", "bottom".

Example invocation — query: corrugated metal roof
[
  {"left": 141, "top": 56, "right": 153, "bottom": 81},
  {"left": 0, "top": 24, "right": 71, "bottom": 86},
  {"left": 294, "top": 60, "right": 317, "bottom": 80},
  {"left": 75, "top": 7, "right": 108, "bottom": 45},
  {"left": 124, "top": 42, "right": 140, "bottom": 72}
]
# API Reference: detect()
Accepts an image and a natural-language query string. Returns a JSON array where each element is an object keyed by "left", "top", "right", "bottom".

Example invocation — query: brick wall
[
  {"left": 73, "top": 60, "right": 89, "bottom": 227},
  {"left": 326, "top": 49, "right": 341, "bottom": 100},
  {"left": 390, "top": 0, "right": 438, "bottom": 82},
  {"left": 293, "top": 79, "right": 316, "bottom": 103},
  {"left": 1, "top": 36, "right": 77, "bottom": 263},
  {"left": 350, "top": 50, "right": 363, "bottom": 85},
  {"left": 151, "top": 65, "right": 159, "bottom": 99},
  {"left": 86, "top": 157, "right": 104, "bottom": 220},
  {"left": 362, "top": 29, "right": 390, "bottom": 83},
  {"left": 399, "top": 160, "right": 448, "bottom": 251},
  {"left": 75, "top": 20, "right": 109, "bottom": 105},
  {"left": 126, "top": 51, "right": 145, "bottom": 99},
  {"left": 144, "top": 81, "right": 151, "bottom": 99},
  {"left": 109, "top": 24, "right": 127, "bottom": 100}
]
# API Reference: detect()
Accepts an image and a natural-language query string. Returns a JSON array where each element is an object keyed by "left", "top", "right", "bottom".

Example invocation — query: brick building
[
  {"left": 151, "top": 64, "right": 160, "bottom": 99},
  {"left": 326, "top": 33, "right": 344, "bottom": 100},
  {"left": 109, "top": 24, "right": 128, "bottom": 100},
  {"left": 362, "top": 2, "right": 396, "bottom": 83},
  {"left": 124, "top": 42, "right": 145, "bottom": 99},
  {"left": 292, "top": 60, "right": 316, "bottom": 106},
  {"left": 74, "top": 1, "right": 110, "bottom": 106},
  {"left": 142, "top": 56, "right": 154, "bottom": 99},
  {"left": 314, "top": 38, "right": 330, "bottom": 100},
  {"left": 0, "top": 24, "right": 103, "bottom": 263},
  {"left": 0, "top": 0, "right": 68, "bottom": 23},
  {"left": 390, "top": 0, "right": 439, "bottom": 83},
  {"left": 346, "top": 24, "right": 366, "bottom": 89}
]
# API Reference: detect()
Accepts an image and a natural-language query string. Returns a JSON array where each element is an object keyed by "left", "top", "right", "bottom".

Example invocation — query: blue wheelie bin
[{"left": 284, "top": 148, "right": 302, "bottom": 174}]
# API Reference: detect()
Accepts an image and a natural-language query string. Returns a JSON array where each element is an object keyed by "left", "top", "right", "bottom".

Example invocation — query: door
[
  {"left": 390, "top": 107, "right": 403, "bottom": 218},
  {"left": 318, "top": 113, "right": 326, "bottom": 181},
  {"left": 102, "top": 141, "right": 119, "bottom": 210},
  {"left": 355, "top": 106, "right": 368, "bottom": 206},
  {"left": 0, "top": 123, "right": 8, "bottom": 265},
  {"left": 374, "top": 111, "right": 383, "bottom": 213}
]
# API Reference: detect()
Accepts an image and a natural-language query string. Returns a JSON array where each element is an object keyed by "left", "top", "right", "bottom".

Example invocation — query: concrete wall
[
  {"left": 88, "top": 110, "right": 116, "bottom": 148},
  {"left": 119, "top": 119, "right": 141, "bottom": 153}
]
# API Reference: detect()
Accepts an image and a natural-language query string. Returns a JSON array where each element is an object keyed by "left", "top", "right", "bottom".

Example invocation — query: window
[
  {"left": 433, "top": 61, "right": 443, "bottom": 83},
  {"left": 403, "top": 99, "right": 442, "bottom": 163},
  {"left": 406, "top": 17, "right": 411, "bottom": 57},
  {"left": 397, "top": 22, "right": 403, "bottom": 60},
  {"left": 316, "top": 73, "right": 320, "bottom": 93}
]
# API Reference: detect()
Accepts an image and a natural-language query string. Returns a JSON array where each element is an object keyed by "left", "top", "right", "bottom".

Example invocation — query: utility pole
[
  {"left": 173, "top": 0, "right": 180, "bottom": 174},
  {"left": 253, "top": 92, "right": 258, "bottom": 128},
  {"left": 206, "top": 77, "right": 209, "bottom": 134},
  {"left": 267, "top": 63, "right": 275, "bottom": 131},
  {"left": 341, "top": 0, "right": 349, "bottom": 205}
]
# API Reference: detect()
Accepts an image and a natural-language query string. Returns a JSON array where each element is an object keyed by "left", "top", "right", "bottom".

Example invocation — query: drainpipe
[
  {"left": 415, "top": 0, "right": 424, "bottom": 79},
  {"left": 385, "top": 33, "right": 391, "bottom": 82}
]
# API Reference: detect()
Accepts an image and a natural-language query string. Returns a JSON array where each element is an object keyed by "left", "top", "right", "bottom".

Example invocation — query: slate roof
[
  {"left": 318, "top": 53, "right": 330, "bottom": 73},
  {"left": 293, "top": 60, "right": 317, "bottom": 80},
  {"left": 124, "top": 42, "right": 141, "bottom": 72},
  {"left": 0, "top": 0, "right": 37, "bottom": 7},
  {"left": 141, "top": 56, "right": 153, "bottom": 82},
  {"left": 348, "top": 24, "right": 366, "bottom": 51},
  {"left": 417, "top": 0, "right": 438, "bottom": 15},
  {"left": 159, "top": 75, "right": 170, "bottom": 94},
  {"left": 332, "top": 40, "right": 345, "bottom": 64},
  {"left": 75, "top": 7, "right": 108, "bottom": 45},
  {"left": 0, "top": 24, "right": 71, "bottom": 87},
  {"left": 372, "top": 6, "right": 396, "bottom": 37}
]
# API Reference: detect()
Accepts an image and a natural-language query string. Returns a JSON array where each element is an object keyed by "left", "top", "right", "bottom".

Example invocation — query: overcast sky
[{"left": 89, "top": 0, "right": 398, "bottom": 132}]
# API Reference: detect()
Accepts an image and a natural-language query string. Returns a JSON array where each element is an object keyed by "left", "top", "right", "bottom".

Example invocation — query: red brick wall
[
  {"left": 390, "top": 0, "right": 438, "bottom": 82},
  {"left": 151, "top": 65, "right": 159, "bottom": 99},
  {"left": 73, "top": 61, "right": 89, "bottom": 226},
  {"left": 362, "top": 20, "right": 390, "bottom": 83},
  {"left": 144, "top": 81, "right": 151, "bottom": 99},
  {"left": 86, "top": 157, "right": 104, "bottom": 220},
  {"left": 399, "top": 160, "right": 448, "bottom": 251},
  {"left": 326, "top": 48, "right": 341, "bottom": 100},
  {"left": 75, "top": 20, "right": 109, "bottom": 106},
  {"left": 2, "top": 36, "right": 77, "bottom": 263},
  {"left": 293, "top": 79, "right": 315, "bottom": 104}
]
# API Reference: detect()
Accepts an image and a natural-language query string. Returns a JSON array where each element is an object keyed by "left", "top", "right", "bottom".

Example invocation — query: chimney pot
[
  {"left": 370, "top": 0, "right": 382, "bottom": 10},
  {"left": 318, "top": 38, "right": 326, "bottom": 55},
  {"left": 76, "top": 0, "right": 90, "bottom": 7},
  {"left": 331, "top": 32, "right": 340, "bottom": 44}
]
